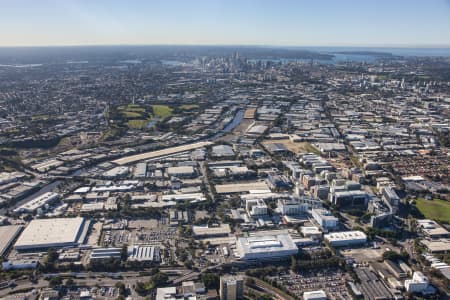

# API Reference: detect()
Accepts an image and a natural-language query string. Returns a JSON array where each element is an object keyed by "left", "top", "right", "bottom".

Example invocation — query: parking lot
[{"left": 271, "top": 268, "right": 351, "bottom": 300}]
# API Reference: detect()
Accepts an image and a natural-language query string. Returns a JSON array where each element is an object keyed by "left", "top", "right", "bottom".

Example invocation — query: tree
[
  {"left": 46, "top": 248, "right": 58, "bottom": 264},
  {"left": 201, "top": 273, "right": 220, "bottom": 289},
  {"left": 121, "top": 245, "right": 128, "bottom": 261},
  {"left": 115, "top": 281, "right": 126, "bottom": 296},
  {"left": 65, "top": 278, "right": 75, "bottom": 288},
  {"left": 383, "top": 250, "right": 409, "bottom": 262},
  {"left": 151, "top": 272, "right": 168, "bottom": 287},
  {"left": 49, "top": 276, "right": 62, "bottom": 288},
  {"left": 290, "top": 255, "right": 297, "bottom": 271}
]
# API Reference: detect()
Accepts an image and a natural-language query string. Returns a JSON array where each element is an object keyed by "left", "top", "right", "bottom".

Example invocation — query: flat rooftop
[
  {"left": 14, "top": 217, "right": 86, "bottom": 251},
  {"left": 113, "top": 141, "right": 212, "bottom": 165},
  {"left": 237, "top": 234, "right": 298, "bottom": 255},
  {"left": 324, "top": 230, "right": 367, "bottom": 241},
  {"left": 0, "top": 225, "right": 23, "bottom": 257},
  {"left": 215, "top": 181, "right": 270, "bottom": 194}
]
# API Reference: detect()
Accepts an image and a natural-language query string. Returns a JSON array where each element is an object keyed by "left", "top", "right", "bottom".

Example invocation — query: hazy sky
[{"left": 1, "top": 0, "right": 450, "bottom": 47}]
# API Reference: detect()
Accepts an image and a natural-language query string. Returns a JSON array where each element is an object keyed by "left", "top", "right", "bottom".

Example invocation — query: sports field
[{"left": 415, "top": 198, "right": 450, "bottom": 223}]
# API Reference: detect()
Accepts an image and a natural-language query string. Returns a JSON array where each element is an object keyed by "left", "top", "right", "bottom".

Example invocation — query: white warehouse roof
[
  {"left": 14, "top": 217, "right": 87, "bottom": 251},
  {"left": 236, "top": 234, "right": 298, "bottom": 260},
  {"left": 324, "top": 231, "right": 367, "bottom": 245}
]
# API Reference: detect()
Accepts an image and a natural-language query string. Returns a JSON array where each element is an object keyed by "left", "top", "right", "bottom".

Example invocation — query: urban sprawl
[{"left": 0, "top": 47, "right": 449, "bottom": 300}]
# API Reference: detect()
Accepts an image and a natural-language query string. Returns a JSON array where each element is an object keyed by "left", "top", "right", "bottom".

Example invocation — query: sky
[{"left": 1, "top": 0, "right": 450, "bottom": 47}]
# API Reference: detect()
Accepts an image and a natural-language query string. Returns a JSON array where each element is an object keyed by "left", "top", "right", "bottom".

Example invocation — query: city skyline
[{"left": 1, "top": 0, "right": 450, "bottom": 47}]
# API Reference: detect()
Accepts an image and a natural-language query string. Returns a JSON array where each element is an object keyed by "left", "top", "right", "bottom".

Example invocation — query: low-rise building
[
  {"left": 245, "top": 199, "right": 268, "bottom": 216},
  {"left": 192, "top": 224, "right": 231, "bottom": 238},
  {"left": 404, "top": 272, "right": 429, "bottom": 293},
  {"left": 312, "top": 208, "right": 338, "bottom": 230},
  {"left": 236, "top": 234, "right": 298, "bottom": 260},
  {"left": 303, "top": 290, "right": 327, "bottom": 300},
  {"left": 324, "top": 231, "right": 367, "bottom": 247}
]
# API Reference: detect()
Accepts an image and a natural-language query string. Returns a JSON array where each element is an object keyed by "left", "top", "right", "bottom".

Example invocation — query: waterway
[
  {"left": 223, "top": 109, "right": 245, "bottom": 132},
  {"left": 210, "top": 108, "right": 245, "bottom": 140}
]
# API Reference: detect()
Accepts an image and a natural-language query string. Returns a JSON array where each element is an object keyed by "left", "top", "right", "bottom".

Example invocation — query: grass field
[
  {"left": 416, "top": 198, "right": 450, "bottom": 223},
  {"left": 179, "top": 104, "right": 199, "bottom": 110},
  {"left": 121, "top": 111, "right": 142, "bottom": 118},
  {"left": 152, "top": 105, "right": 173, "bottom": 118},
  {"left": 127, "top": 119, "right": 149, "bottom": 129}
]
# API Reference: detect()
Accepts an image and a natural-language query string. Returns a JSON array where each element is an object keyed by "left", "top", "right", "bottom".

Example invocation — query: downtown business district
[{"left": 0, "top": 49, "right": 449, "bottom": 300}]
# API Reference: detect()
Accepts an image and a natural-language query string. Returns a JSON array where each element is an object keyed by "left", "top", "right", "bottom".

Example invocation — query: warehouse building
[
  {"left": 404, "top": 272, "right": 429, "bottom": 293},
  {"left": 417, "top": 219, "right": 449, "bottom": 238},
  {"left": 211, "top": 145, "right": 235, "bottom": 158},
  {"left": 90, "top": 247, "right": 122, "bottom": 261},
  {"left": 166, "top": 166, "right": 196, "bottom": 178},
  {"left": 324, "top": 231, "right": 367, "bottom": 247},
  {"left": 128, "top": 245, "right": 160, "bottom": 262},
  {"left": 133, "top": 162, "right": 147, "bottom": 178},
  {"left": 0, "top": 225, "right": 23, "bottom": 257},
  {"left": 236, "top": 234, "right": 298, "bottom": 260},
  {"left": 14, "top": 217, "right": 88, "bottom": 251},
  {"left": 303, "top": 290, "right": 327, "bottom": 300},
  {"left": 192, "top": 224, "right": 231, "bottom": 238},
  {"left": 13, "top": 192, "right": 60, "bottom": 214},
  {"left": 102, "top": 166, "right": 129, "bottom": 179}
]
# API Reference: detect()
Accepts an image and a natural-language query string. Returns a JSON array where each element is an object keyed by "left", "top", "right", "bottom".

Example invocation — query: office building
[
  {"left": 312, "top": 209, "right": 338, "bottom": 230},
  {"left": 220, "top": 275, "right": 244, "bottom": 300}
]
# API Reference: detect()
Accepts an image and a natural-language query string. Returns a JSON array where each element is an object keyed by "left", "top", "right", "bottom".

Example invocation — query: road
[{"left": 199, "top": 161, "right": 215, "bottom": 203}]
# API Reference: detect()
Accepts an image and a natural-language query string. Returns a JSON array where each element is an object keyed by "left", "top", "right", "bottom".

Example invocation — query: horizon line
[{"left": 1, "top": 43, "right": 450, "bottom": 49}]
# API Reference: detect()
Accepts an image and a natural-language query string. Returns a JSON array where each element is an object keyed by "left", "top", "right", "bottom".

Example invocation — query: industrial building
[
  {"left": 211, "top": 144, "right": 235, "bottom": 158},
  {"left": 215, "top": 181, "right": 270, "bottom": 194},
  {"left": 192, "top": 224, "right": 231, "bottom": 238},
  {"left": 220, "top": 275, "right": 244, "bottom": 300},
  {"left": 127, "top": 245, "right": 160, "bottom": 262},
  {"left": 417, "top": 219, "right": 449, "bottom": 238},
  {"left": 13, "top": 192, "right": 60, "bottom": 214},
  {"left": 301, "top": 226, "right": 322, "bottom": 239},
  {"left": 324, "top": 231, "right": 367, "bottom": 247},
  {"left": 112, "top": 141, "right": 213, "bottom": 165},
  {"left": 102, "top": 166, "right": 129, "bottom": 179},
  {"left": 404, "top": 272, "right": 429, "bottom": 293},
  {"left": 90, "top": 247, "right": 122, "bottom": 261},
  {"left": 14, "top": 217, "right": 88, "bottom": 251},
  {"left": 0, "top": 225, "right": 23, "bottom": 257},
  {"left": 166, "top": 166, "right": 196, "bottom": 177},
  {"left": 236, "top": 234, "right": 298, "bottom": 260},
  {"left": 303, "top": 290, "right": 327, "bottom": 300},
  {"left": 133, "top": 162, "right": 147, "bottom": 178}
]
